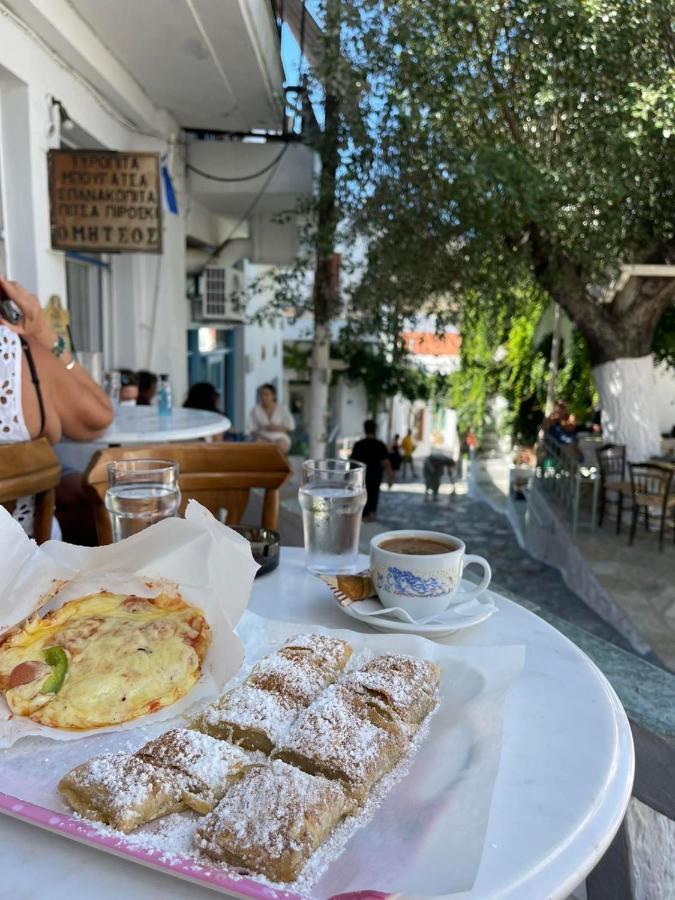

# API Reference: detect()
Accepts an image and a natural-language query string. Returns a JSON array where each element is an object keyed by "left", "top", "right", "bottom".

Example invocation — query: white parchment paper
[
  {"left": 236, "top": 614, "right": 526, "bottom": 897},
  {"left": 0, "top": 611, "right": 523, "bottom": 896},
  {"left": 0, "top": 501, "right": 258, "bottom": 748}
]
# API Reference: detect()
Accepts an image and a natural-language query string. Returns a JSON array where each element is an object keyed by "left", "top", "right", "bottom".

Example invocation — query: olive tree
[{"left": 356, "top": 0, "right": 675, "bottom": 459}]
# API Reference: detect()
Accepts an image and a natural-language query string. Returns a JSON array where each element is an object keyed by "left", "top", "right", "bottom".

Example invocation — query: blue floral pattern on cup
[{"left": 375, "top": 566, "right": 454, "bottom": 598}]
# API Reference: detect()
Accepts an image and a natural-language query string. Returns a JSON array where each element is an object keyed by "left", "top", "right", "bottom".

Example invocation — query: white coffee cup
[{"left": 370, "top": 529, "right": 492, "bottom": 620}]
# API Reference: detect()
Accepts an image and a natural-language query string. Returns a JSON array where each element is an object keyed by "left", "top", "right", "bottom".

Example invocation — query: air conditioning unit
[{"left": 201, "top": 267, "right": 245, "bottom": 322}]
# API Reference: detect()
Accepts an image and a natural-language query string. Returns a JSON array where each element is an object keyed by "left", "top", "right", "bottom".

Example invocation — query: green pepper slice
[{"left": 41, "top": 646, "right": 68, "bottom": 694}]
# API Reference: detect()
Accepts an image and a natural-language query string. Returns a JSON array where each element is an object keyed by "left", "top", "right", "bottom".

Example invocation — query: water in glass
[
  {"left": 105, "top": 459, "right": 180, "bottom": 542},
  {"left": 299, "top": 459, "right": 366, "bottom": 573}
]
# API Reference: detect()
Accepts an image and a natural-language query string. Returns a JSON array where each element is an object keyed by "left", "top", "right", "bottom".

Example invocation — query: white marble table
[
  {"left": 0, "top": 549, "right": 634, "bottom": 899},
  {"left": 55, "top": 407, "right": 231, "bottom": 471}
]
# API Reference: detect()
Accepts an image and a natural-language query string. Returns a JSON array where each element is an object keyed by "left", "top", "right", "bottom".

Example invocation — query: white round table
[
  {"left": 0, "top": 549, "right": 633, "bottom": 900},
  {"left": 55, "top": 407, "right": 231, "bottom": 471}
]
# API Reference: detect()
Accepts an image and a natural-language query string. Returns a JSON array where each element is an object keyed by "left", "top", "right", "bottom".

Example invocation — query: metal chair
[
  {"left": 84, "top": 441, "right": 291, "bottom": 545},
  {"left": 0, "top": 438, "right": 61, "bottom": 543},
  {"left": 627, "top": 462, "right": 675, "bottom": 551},
  {"left": 596, "top": 444, "right": 632, "bottom": 533}
]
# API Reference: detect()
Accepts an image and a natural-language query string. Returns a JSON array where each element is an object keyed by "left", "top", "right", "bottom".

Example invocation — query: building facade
[{"left": 0, "top": 0, "right": 312, "bottom": 431}]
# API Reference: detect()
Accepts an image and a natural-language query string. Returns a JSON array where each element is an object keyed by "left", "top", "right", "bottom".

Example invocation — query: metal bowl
[{"left": 230, "top": 525, "right": 281, "bottom": 577}]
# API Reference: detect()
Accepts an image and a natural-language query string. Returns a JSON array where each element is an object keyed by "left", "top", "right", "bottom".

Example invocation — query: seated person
[
  {"left": 184, "top": 382, "right": 230, "bottom": 441},
  {"left": 184, "top": 382, "right": 221, "bottom": 412},
  {"left": 0, "top": 277, "right": 113, "bottom": 538},
  {"left": 249, "top": 383, "right": 294, "bottom": 453},
  {"left": 119, "top": 369, "right": 138, "bottom": 406},
  {"left": 136, "top": 370, "right": 158, "bottom": 406}
]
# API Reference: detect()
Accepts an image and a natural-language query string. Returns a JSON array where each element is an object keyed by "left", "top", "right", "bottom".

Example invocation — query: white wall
[
  {"left": 333, "top": 378, "right": 368, "bottom": 439},
  {"left": 0, "top": 8, "right": 188, "bottom": 398},
  {"left": 240, "top": 261, "right": 284, "bottom": 433},
  {"left": 654, "top": 361, "right": 675, "bottom": 434}
]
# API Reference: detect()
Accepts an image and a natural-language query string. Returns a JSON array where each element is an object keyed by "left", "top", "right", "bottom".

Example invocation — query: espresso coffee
[{"left": 379, "top": 536, "right": 458, "bottom": 555}]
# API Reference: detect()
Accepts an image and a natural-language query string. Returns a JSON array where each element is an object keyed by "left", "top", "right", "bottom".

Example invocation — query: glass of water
[
  {"left": 104, "top": 459, "right": 181, "bottom": 542},
  {"left": 299, "top": 459, "right": 366, "bottom": 574}
]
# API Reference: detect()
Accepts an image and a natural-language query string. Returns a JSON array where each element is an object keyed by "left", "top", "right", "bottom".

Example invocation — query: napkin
[{"left": 0, "top": 501, "right": 259, "bottom": 747}]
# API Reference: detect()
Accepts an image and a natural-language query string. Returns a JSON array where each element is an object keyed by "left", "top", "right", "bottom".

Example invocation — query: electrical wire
[
  {"left": 186, "top": 144, "right": 289, "bottom": 183},
  {"left": 196, "top": 143, "right": 290, "bottom": 274}
]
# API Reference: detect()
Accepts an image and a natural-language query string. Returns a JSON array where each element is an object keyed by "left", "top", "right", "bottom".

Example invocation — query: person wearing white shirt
[{"left": 248, "top": 383, "right": 294, "bottom": 453}]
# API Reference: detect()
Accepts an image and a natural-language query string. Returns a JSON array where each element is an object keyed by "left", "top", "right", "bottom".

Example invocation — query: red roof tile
[{"left": 402, "top": 332, "right": 461, "bottom": 357}]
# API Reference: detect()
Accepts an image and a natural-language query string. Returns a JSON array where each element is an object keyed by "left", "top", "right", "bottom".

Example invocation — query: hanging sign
[{"left": 48, "top": 150, "right": 162, "bottom": 253}]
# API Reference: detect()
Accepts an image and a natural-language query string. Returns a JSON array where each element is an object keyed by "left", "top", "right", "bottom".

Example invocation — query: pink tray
[{"left": 0, "top": 790, "right": 386, "bottom": 900}]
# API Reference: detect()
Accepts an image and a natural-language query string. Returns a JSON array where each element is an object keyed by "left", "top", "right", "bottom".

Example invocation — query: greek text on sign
[{"left": 48, "top": 150, "right": 162, "bottom": 253}]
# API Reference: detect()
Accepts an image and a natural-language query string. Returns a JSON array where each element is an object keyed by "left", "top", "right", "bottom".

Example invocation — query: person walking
[
  {"left": 388, "top": 433, "right": 402, "bottom": 488},
  {"left": 350, "top": 419, "right": 392, "bottom": 522},
  {"left": 401, "top": 428, "right": 417, "bottom": 479}
]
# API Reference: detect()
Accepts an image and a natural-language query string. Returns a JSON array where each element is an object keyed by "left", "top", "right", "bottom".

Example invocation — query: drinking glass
[
  {"left": 104, "top": 459, "right": 181, "bottom": 542},
  {"left": 298, "top": 459, "right": 366, "bottom": 574}
]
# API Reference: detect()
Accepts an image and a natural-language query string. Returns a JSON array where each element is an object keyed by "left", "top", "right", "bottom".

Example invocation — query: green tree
[{"left": 354, "top": 0, "right": 675, "bottom": 460}]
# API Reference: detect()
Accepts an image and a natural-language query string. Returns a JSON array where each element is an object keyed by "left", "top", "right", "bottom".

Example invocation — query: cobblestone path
[{"left": 363, "top": 479, "right": 634, "bottom": 652}]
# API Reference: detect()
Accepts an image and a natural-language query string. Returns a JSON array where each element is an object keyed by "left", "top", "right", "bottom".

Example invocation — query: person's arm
[
  {"left": 1, "top": 278, "right": 113, "bottom": 440},
  {"left": 280, "top": 404, "right": 295, "bottom": 432}
]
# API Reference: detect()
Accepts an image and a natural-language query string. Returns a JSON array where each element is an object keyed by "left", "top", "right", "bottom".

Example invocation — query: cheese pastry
[
  {"left": 137, "top": 728, "right": 249, "bottom": 813},
  {"left": 275, "top": 683, "right": 408, "bottom": 801},
  {"left": 246, "top": 652, "right": 332, "bottom": 706},
  {"left": 344, "top": 654, "right": 440, "bottom": 727},
  {"left": 58, "top": 751, "right": 184, "bottom": 833},
  {"left": 195, "top": 760, "right": 354, "bottom": 882},
  {"left": 195, "top": 684, "right": 302, "bottom": 754},
  {"left": 279, "top": 633, "right": 352, "bottom": 678}
]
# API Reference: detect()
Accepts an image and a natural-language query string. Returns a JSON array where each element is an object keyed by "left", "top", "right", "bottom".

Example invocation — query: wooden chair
[
  {"left": 596, "top": 444, "right": 632, "bottom": 533},
  {"left": 627, "top": 462, "right": 675, "bottom": 551},
  {"left": 0, "top": 438, "right": 61, "bottom": 543},
  {"left": 84, "top": 442, "right": 291, "bottom": 545}
]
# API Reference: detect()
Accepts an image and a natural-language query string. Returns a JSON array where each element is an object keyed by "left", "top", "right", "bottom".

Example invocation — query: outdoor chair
[
  {"left": 0, "top": 438, "right": 61, "bottom": 543},
  {"left": 627, "top": 462, "right": 675, "bottom": 551},
  {"left": 84, "top": 442, "right": 291, "bottom": 545},
  {"left": 596, "top": 443, "right": 632, "bottom": 533}
]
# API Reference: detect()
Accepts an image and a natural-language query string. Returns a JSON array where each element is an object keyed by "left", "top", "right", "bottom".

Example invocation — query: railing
[{"left": 536, "top": 434, "right": 600, "bottom": 533}]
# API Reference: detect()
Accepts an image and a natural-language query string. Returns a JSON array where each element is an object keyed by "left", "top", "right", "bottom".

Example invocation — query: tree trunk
[
  {"left": 308, "top": 322, "right": 330, "bottom": 459},
  {"left": 528, "top": 230, "right": 673, "bottom": 460},
  {"left": 592, "top": 355, "right": 662, "bottom": 462},
  {"left": 545, "top": 303, "right": 561, "bottom": 416}
]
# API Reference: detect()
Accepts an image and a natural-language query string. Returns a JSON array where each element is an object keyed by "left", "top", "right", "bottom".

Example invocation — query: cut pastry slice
[
  {"left": 195, "top": 759, "right": 354, "bottom": 883},
  {"left": 58, "top": 751, "right": 184, "bottom": 833},
  {"left": 275, "top": 684, "right": 408, "bottom": 801},
  {"left": 279, "top": 633, "right": 352, "bottom": 679},
  {"left": 246, "top": 651, "right": 332, "bottom": 706},
  {"left": 194, "top": 684, "right": 302, "bottom": 754},
  {"left": 344, "top": 654, "right": 441, "bottom": 727},
  {"left": 137, "top": 728, "right": 249, "bottom": 813}
]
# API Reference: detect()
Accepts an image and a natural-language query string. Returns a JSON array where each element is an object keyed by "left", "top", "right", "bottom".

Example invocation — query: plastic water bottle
[{"left": 158, "top": 373, "right": 173, "bottom": 416}]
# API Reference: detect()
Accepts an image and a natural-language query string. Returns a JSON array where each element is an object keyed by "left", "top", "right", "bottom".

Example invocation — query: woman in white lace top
[{"left": 0, "top": 277, "right": 114, "bottom": 533}]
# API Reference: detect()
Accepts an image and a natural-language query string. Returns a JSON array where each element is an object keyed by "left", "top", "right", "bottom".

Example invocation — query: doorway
[{"left": 187, "top": 327, "right": 235, "bottom": 421}]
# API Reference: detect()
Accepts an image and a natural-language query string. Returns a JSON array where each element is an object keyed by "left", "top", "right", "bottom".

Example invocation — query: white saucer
[{"left": 338, "top": 583, "right": 498, "bottom": 638}]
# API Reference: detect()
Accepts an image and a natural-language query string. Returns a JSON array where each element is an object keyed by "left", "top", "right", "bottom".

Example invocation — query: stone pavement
[
  {"left": 472, "top": 456, "right": 675, "bottom": 670},
  {"left": 356, "top": 476, "right": 636, "bottom": 653}
]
